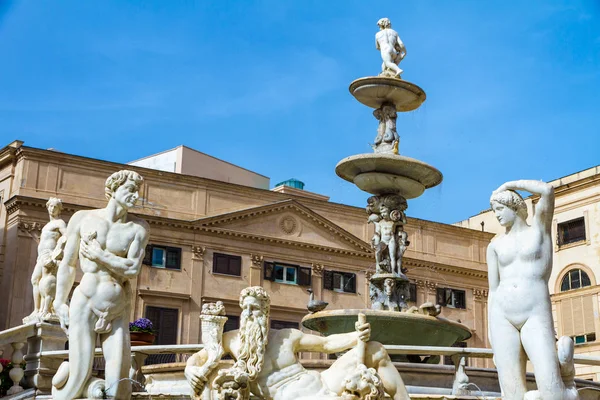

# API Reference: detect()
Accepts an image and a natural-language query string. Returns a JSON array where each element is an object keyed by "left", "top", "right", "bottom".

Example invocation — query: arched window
[{"left": 560, "top": 269, "right": 592, "bottom": 292}]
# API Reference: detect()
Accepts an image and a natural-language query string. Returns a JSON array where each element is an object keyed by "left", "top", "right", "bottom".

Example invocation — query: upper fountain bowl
[
  {"left": 336, "top": 153, "right": 443, "bottom": 198},
  {"left": 350, "top": 77, "right": 426, "bottom": 111}
]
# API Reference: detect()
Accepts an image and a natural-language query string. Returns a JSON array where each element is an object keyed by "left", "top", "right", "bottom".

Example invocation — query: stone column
[
  {"left": 249, "top": 254, "right": 263, "bottom": 286},
  {"left": 190, "top": 246, "right": 206, "bottom": 343},
  {"left": 311, "top": 264, "right": 324, "bottom": 300},
  {"left": 471, "top": 288, "right": 489, "bottom": 368},
  {"left": 23, "top": 322, "right": 68, "bottom": 395}
]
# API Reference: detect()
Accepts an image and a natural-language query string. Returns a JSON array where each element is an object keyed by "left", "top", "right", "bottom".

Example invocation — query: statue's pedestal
[{"left": 23, "top": 322, "right": 67, "bottom": 395}]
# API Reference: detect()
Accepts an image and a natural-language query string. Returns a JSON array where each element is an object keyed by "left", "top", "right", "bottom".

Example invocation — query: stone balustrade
[{"left": 0, "top": 322, "right": 36, "bottom": 395}]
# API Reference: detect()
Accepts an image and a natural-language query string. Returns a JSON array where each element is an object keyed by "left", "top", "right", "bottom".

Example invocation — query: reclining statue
[
  {"left": 487, "top": 180, "right": 578, "bottom": 400},
  {"left": 51, "top": 170, "right": 150, "bottom": 400},
  {"left": 185, "top": 286, "right": 410, "bottom": 400}
]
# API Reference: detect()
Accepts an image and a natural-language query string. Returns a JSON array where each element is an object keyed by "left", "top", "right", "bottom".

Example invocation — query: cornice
[
  {"left": 200, "top": 226, "right": 373, "bottom": 259},
  {"left": 405, "top": 258, "right": 488, "bottom": 279}
]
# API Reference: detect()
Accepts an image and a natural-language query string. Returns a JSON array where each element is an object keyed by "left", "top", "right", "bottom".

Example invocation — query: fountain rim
[{"left": 301, "top": 308, "right": 472, "bottom": 342}]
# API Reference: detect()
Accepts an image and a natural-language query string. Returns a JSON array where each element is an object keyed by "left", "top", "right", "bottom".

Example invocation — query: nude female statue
[
  {"left": 487, "top": 180, "right": 578, "bottom": 400},
  {"left": 52, "top": 170, "right": 149, "bottom": 400}
]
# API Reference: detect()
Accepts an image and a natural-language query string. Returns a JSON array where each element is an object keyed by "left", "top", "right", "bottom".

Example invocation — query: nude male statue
[
  {"left": 487, "top": 180, "right": 578, "bottom": 400},
  {"left": 51, "top": 170, "right": 149, "bottom": 400},
  {"left": 375, "top": 18, "right": 406, "bottom": 77},
  {"left": 185, "top": 286, "right": 409, "bottom": 400},
  {"left": 23, "top": 197, "right": 67, "bottom": 323},
  {"left": 370, "top": 195, "right": 408, "bottom": 277}
]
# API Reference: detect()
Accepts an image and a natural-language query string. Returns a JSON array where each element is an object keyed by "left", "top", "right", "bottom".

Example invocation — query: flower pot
[{"left": 130, "top": 331, "right": 155, "bottom": 346}]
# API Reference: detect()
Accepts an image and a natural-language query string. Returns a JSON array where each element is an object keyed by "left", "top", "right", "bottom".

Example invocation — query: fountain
[{"left": 301, "top": 17, "right": 471, "bottom": 349}]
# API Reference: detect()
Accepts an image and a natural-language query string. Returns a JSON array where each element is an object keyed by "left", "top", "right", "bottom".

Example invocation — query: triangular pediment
[{"left": 195, "top": 200, "right": 371, "bottom": 254}]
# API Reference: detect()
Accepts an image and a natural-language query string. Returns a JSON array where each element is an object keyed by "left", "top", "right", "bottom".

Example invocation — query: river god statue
[{"left": 185, "top": 286, "right": 409, "bottom": 400}]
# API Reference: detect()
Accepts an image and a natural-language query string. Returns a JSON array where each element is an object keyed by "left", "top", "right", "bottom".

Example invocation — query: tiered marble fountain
[{"left": 302, "top": 17, "right": 470, "bottom": 351}]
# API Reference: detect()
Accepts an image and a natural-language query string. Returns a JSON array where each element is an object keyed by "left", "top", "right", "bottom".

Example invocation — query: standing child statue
[
  {"left": 487, "top": 180, "right": 578, "bottom": 400},
  {"left": 23, "top": 197, "right": 67, "bottom": 323},
  {"left": 375, "top": 18, "right": 406, "bottom": 78}
]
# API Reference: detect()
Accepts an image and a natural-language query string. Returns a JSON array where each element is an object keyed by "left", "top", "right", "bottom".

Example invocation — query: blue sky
[{"left": 1, "top": 1, "right": 599, "bottom": 224}]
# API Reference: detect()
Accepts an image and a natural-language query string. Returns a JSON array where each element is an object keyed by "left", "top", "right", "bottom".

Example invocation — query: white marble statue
[
  {"left": 185, "top": 286, "right": 409, "bottom": 400},
  {"left": 375, "top": 18, "right": 406, "bottom": 78},
  {"left": 367, "top": 195, "right": 408, "bottom": 277},
  {"left": 51, "top": 170, "right": 150, "bottom": 400},
  {"left": 487, "top": 180, "right": 578, "bottom": 400},
  {"left": 23, "top": 197, "right": 67, "bottom": 323}
]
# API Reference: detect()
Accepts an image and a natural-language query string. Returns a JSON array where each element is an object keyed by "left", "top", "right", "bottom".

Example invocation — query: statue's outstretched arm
[{"left": 296, "top": 324, "right": 369, "bottom": 354}]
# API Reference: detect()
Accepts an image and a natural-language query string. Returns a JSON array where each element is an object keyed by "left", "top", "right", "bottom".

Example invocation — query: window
[
  {"left": 558, "top": 217, "right": 586, "bottom": 246},
  {"left": 271, "top": 320, "right": 299, "bottom": 330},
  {"left": 143, "top": 245, "right": 182, "bottom": 270},
  {"left": 573, "top": 333, "right": 596, "bottom": 345},
  {"left": 324, "top": 270, "right": 356, "bottom": 293},
  {"left": 145, "top": 306, "right": 179, "bottom": 364},
  {"left": 264, "top": 262, "right": 311, "bottom": 286},
  {"left": 213, "top": 253, "right": 242, "bottom": 276},
  {"left": 437, "top": 288, "right": 466, "bottom": 309},
  {"left": 408, "top": 283, "right": 417, "bottom": 303},
  {"left": 561, "top": 269, "right": 591, "bottom": 292}
]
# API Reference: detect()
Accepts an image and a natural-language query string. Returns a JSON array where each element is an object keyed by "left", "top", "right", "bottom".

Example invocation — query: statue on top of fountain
[
  {"left": 367, "top": 194, "right": 409, "bottom": 278},
  {"left": 376, "top": 18, "right": 406, "bottom": 78}
]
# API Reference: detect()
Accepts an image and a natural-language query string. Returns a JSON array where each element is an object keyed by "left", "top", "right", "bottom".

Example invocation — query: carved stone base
[
  {"left": 24, "top": 321, "right": 68, "bottom": 395},
  {"left": 369, "top": 273, "right": 410, "bottom": 311}
]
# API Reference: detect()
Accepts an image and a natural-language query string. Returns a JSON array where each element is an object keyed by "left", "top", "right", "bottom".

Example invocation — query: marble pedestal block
[{"left": 23, "top": 322, "right": 68, "bottom": 395}]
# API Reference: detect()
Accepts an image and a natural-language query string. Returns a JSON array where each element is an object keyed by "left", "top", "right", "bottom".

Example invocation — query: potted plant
[{"left": 129, "top": 318, "right": 156, "bottom": 346}]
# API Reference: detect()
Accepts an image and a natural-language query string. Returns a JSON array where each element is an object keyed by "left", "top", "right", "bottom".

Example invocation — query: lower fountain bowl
[{"left": 302, "top": 309, "right": 471, "bottom": 346}]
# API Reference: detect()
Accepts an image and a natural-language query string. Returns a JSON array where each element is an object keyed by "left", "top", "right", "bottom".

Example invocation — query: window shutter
[
  {"left": 323, "top": 270, "right": 334, "bottom": 290},
  {"left": 454, "top": 290, "right": 466, "bottom": 309},
  {"left": 437, "top": 288, "right": 447, "bottom": 306},
  {"left": 409, "top": 283, "right": 417, "bottom": 302},
  {"left": 264, "top": 262, "right": 275, "bottom": 281},
  {"left": 583, "top": 295, "right": 595, "bottom": 334},
  {"left": 344, "top": 273, "right": 356, "bottom": 293},
  {"left": 560, "top": 298, "right": 574, "bottom": 337},
  {"left": 166, "top": 247, "right": 182, "bottom": 270},
  {"left": 143, "top": 245, "right": 153, "bottom": 265},
  {"left": 297, "top": 266, "right": 312, "bottom": 286},
  {"left": 573, "top": 297, "right": 585, "bottom": 335},
  {"left": 229, "top": 256, "right": 241, "bottom": 276}
]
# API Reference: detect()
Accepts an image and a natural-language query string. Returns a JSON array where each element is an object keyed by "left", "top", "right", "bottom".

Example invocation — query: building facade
[
  {"left": 456, "top": 167, "right": 600, "bottom": 379},
  {"left": 0, "top": 140, "right": 493, "bottom": 366}
]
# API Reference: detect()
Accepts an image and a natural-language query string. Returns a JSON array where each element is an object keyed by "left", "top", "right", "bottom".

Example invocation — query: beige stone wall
[{"left": 0, "top": 143, "right": 493, "bottom": 367}]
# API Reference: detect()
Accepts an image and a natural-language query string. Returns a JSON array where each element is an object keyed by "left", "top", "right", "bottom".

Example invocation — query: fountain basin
[
  {"left": 336, "top": 153, "right": 443, "bottom": 197},
  {"left": 349, "top": 77, "right": 426, "bottom": 111},
  {"left": 302, "top": 309, "right": 471, "bottom": 347}
]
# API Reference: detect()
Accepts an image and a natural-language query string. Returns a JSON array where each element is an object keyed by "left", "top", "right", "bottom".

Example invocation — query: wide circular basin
[{"left": 302, "top": 309, "right": 471, "bottom": 347}]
